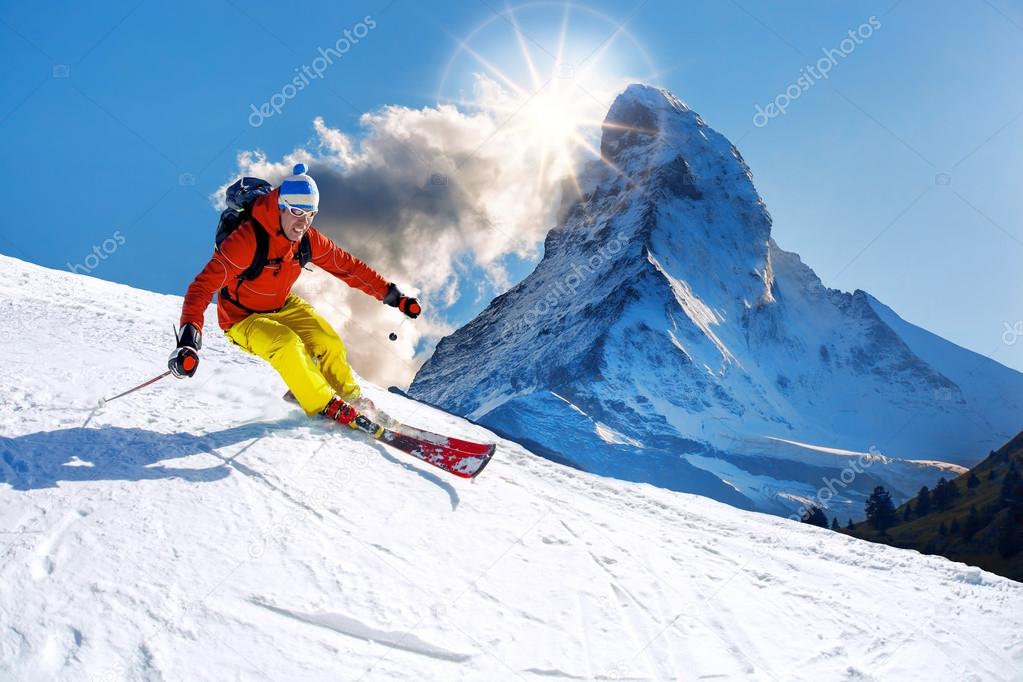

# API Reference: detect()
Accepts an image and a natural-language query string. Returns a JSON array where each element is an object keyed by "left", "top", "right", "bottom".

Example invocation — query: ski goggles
[{"left": 280, "top": 201, "right": 317, "bottom": 220}]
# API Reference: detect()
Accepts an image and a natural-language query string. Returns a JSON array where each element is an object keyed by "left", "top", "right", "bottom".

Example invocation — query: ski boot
[{"left": 321, "top": 395, "right": 358, "bottom": 427}]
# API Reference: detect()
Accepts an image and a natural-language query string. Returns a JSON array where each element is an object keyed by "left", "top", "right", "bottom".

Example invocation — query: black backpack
[{"left": 215, "top": 176, "right": 311, "bottom": 281}]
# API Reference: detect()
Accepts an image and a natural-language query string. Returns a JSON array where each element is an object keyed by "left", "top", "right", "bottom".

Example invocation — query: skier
[{"left": 168, "top": 163, "right": 421, "bottom": 426}]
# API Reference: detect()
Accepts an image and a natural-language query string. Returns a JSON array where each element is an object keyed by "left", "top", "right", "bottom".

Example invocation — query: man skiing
[{"left": 169, "top": 163, "right": 421, "bottom": 426}]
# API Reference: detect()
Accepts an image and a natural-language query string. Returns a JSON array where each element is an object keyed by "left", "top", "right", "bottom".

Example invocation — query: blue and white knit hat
[{"left": 278, "top": 163, "right": 319, "bottom": 211}]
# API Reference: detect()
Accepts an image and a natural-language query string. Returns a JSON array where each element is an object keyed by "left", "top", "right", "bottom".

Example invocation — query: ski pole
[{"left": 100, "top": 370, "right": 172, "bottom": 406}]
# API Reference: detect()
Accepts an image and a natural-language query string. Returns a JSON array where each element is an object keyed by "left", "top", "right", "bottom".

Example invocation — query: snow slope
[
  {"left": 410, "top": 84, "right": 1023, "bottom": 516},
  {"left": 1, "top": 253, "right": 1022, "bottom": 681}
]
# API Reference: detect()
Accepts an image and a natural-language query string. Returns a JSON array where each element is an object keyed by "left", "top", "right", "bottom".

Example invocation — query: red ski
[
  {"left": 350, "top": 415, "right": 496, "bottom": 479},
  {"left": 368, "top": 414, "right": 493, "bottom": 457},
  {"left": 283, "top": 390, "right": 495, "bottom": 458}
]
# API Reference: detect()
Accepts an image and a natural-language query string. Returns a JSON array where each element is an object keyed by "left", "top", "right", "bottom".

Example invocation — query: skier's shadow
[
  {"left": 0, "top": 419, "right": 298, "bottom": 491},
  {"left": 0, "top": 419, "right": 461, "bottom": 510}
]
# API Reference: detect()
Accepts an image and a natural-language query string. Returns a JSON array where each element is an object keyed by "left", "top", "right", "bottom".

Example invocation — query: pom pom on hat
[{"left": 278, "top": 163, "right": 319, "bottom": 211}]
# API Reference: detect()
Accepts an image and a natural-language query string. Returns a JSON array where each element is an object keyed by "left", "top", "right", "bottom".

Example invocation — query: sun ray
[
  {"left": 571, "top": 132, "right": 625, "bottom": 176},
  {"left": 598, "top": 120, "right": 659, "bottom": 135},
  {"left": 506, "top": 4, "right": 544, "bottom": 91},
  {"left": 438, "top": 1, "right": 656, "bottom": 108},
  {"left": 576, "top": 118, "right": 616, "bottom": 128},
  {"left": 436, "top": 2, "right": 659, "bottom": 213},
  {"left": 535, "top": 135, "right": 551, "bottom": 194},
  {"left": 554, "top": 0, "right": 571, "bottom": 95},
  {"left": 452, "top": 37, "right": 530, "bottom": 98},
  {"left": 564, "top": 163, "right": 584, "bottom": 198}
]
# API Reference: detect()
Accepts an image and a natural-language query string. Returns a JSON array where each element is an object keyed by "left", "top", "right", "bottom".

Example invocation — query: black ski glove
[
  {"left": 383, "top": 283, "right": 421, "bottom": 319},
  {"left": 169, "top": 323, "right": 202, "bottom": 378}
]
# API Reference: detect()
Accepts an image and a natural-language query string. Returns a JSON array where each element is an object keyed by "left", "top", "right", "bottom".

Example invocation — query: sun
[
  {"left": 523, "top": 80, "right": 595, "bottom": 162},
  {"left": 438, "top": 2, "right": 658, "bottom": 195}
]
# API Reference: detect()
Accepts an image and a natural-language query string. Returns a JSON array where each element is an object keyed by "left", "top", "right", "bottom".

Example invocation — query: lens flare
[{"left": 438, "top": 2, "right": 659, "bottom": 196}]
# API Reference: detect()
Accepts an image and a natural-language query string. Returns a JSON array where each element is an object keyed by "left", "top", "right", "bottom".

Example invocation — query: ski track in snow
[
  {"left": 249, "top": 597, "right": 472, "bottom": 663},
  {"left": 1, "top": 254, "right": 1022, "bottom": 681}
]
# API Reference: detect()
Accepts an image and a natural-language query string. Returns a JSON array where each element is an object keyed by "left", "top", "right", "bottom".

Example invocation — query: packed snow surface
[{"left": 1, "top": 254, "right": 1021, "bottom": 681}]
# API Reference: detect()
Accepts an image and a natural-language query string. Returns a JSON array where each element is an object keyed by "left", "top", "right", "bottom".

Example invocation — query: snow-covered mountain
[
  {"left": 2, "top": 252, "right": 1023, "bottom": 680},
  {"left": 410, "top": 84, "right": 1023, "bottom": 516}
]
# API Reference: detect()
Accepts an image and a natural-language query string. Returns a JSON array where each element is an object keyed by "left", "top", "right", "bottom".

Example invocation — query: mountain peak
[
  {"left": 600, "top": 84, "right": 690, "bottom": 162},
  {"left": 597, "top": 84, "right": 758, "bottom": 216},
  {"left": 411, "top": 84, "right": 1023, "bottom": 517},
  {"left": 611, "top": 83, "right": 690, "bottom": 117}
]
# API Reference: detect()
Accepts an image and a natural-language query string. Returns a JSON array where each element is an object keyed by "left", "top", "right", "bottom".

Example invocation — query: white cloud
[{"left": 219, "top": 76, "right": 605, "bottom": 388}]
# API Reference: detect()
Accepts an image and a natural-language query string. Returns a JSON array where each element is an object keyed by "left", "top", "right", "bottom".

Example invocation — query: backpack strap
[
  {"left": 297, "top": 232, "right": 312, "bottom": 267},
  {"left": 239, "top": 218, "right": 270, "bottom": 281},
  {"left": 220, "top": 218, "right": 276, "bottom": 314},
  {"left": 218, "top": 220, "right": 312, "bottom": 315},
  {"left": 218, "top": 291, "right": 285, "bottom": 315},
  {"left": 259, "top": 231, "right": 309, "bottom": 270}
]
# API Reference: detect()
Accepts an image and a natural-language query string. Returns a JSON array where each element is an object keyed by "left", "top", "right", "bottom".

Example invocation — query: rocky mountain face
[{"left": 410, "top": 84, "right": 1023, "bottom": 516}]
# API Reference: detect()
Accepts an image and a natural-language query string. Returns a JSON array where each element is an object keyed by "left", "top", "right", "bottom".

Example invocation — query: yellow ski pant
[{"left": 225, "top": 294, "right": 359, "bottom": 415}]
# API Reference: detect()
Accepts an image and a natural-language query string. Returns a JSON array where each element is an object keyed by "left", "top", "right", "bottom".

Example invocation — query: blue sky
[{"left": 2, "top": 0, "right": 1022, "bottom": 377}]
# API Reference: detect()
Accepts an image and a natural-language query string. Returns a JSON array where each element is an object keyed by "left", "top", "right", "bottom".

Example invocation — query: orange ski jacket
[{"left": 180, "top": 187, "right": 390, "bottom": 331}]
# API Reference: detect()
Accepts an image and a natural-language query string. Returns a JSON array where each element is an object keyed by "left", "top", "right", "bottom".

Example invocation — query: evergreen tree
[
  {"left": 963, "top": 505, "right": 983, "bottom": 542},
  {"left": 865, "top": 486, "right": 897, "bottom": 533},
  {"left": 933, "top": 478, "right": 960, "bottom": 511},
  {"left": 996, "top": 512, "right": 1022, "bottom": 558},
  {"left": 846, "top": 518, "right": 855, "bottom": 530},
  {"left": 800, "top": 506, "right": 829, "bottom": 528},
  {"left": 937, "top": 480, "right": 949, "bottom": 511},
  {"left": 947, "top": 479, "right": 961, "bottom": 506},
  {"left": 988, "top": 469, "right": 998, "bottom": 482},
  {"left": 916, "top": 486, "right": 931, "bottom": 515},
  {"left": 1001, "top": 466, "right": 1022, "bottom": 507},
  {"left": 938, "top": 521, "right": 948, "bottom": 537},
  {"left": 950, "top": 517, "right": 961, "bottom": 534},
  {"left": 967, "top": 471, "right": 980, "bottom": 491},
  {"left": 903, "top": 504, "right": 912, "bottom": 522}
]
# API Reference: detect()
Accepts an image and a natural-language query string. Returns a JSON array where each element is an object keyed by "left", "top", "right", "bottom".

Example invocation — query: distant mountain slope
[
  {"left": 410, "top": 84, "right": 1023, "bottom": 516},
  {"left": 846, "top": 431, "right": 1023, "bottom": 582}
]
